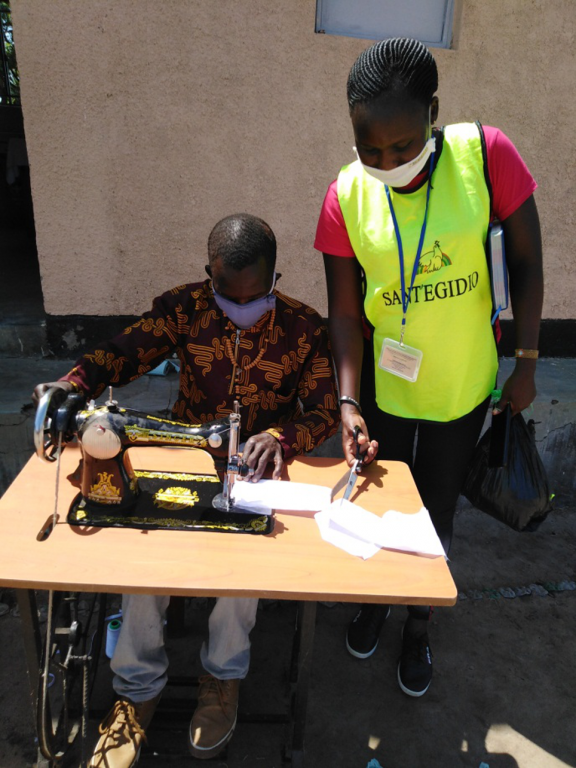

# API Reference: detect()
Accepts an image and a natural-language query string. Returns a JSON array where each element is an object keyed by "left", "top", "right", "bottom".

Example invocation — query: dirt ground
[{"left": 1, "top": 501, "right": 575, "bottom": 768}]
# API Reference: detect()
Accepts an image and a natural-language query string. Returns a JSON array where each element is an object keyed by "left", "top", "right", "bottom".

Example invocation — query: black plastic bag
[{"left": 463, "top": 413, "right": 553, "bottom": 531}]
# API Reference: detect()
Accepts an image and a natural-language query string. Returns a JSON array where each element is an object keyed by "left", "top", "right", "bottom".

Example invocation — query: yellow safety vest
[{"left": 337, "top": 122, "right": 497, "bottom": 421}]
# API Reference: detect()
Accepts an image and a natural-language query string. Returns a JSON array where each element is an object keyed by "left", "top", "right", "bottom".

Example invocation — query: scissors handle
[{"left": 352, "top": 425, "right": 363, "bottom": 472}]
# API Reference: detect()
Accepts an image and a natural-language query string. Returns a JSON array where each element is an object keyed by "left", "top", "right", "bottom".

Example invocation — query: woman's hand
[
  {"left": 340, "top": 404, "right": 378, "bottom": 467},
  {"left": 494, "top": 361, "right": 537, "bottom": 415},
  {"left": 241, "top": 433, "right": 283, "bottom": 482}
]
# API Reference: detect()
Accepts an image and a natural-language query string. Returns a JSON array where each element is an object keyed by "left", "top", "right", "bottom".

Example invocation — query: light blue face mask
[{"left": 212, "top": 272, "right": 277, "bottom": 329}]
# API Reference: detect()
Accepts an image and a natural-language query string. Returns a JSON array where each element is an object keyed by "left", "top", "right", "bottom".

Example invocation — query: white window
[{"left": 315, "top": 0, "right": 455, "bottom": 49}]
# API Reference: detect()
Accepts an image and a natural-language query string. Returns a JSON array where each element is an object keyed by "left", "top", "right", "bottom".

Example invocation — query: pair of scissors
[{"left": 331, "top": 425, "right": 365, "bottom": 502}]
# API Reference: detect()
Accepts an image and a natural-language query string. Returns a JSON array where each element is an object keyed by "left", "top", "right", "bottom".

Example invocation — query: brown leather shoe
[
  {"left": 188, "top": 675, "right": 239, "bottom": 759},
  {"left": 89, "top": 694, "right": 161, "bottom": 768}
]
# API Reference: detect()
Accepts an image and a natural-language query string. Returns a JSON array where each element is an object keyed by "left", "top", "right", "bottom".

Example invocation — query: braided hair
[
  {"left": 347, "top": 38, "right": 438, "bottom": 111},
  {"left": 208, "top": 213, "right": 276, "bottom": 271}
]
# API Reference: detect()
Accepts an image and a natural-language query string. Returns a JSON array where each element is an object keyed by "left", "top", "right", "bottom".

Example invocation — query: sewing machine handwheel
[
  {"left": 34, "top": 387, "right": 85, "bottom": 463},
  {"left": 34, "top": 387, "right": 68, "bottom": 462}
]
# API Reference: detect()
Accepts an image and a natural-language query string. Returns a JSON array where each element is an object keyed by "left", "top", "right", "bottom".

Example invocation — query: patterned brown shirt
[{"left": 63, "top": 280, "right": 340, "bottom": 458}]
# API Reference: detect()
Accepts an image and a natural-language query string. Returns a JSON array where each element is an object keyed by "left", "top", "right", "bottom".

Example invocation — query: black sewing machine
[{"left": 34, "top": 387, "right": 273, "bottom": 534}]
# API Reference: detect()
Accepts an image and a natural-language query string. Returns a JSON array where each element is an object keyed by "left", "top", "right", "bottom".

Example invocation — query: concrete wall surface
[{"left": 9, "top": 0, "right": 576, "bottom": 319}]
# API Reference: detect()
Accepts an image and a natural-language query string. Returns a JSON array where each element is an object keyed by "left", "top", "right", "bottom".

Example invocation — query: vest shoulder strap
[
  {"left": 474, "top": 120, "right": 502, "bottom": 344},
  {"left": 475, "top": 120, "right": 493, "bottom": 218}
]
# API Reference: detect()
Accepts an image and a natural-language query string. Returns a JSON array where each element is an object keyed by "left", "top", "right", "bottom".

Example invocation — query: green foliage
[{"left": 0, "top": 0, "right": 20, "bottom": 105}]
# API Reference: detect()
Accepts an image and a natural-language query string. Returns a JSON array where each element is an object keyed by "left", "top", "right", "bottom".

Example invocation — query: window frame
[{"left": 315, "top": 0, "right": 456, "bottom": 49}]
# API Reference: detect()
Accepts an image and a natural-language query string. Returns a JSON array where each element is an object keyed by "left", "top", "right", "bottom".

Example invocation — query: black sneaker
[
  {"left": 397, "top": 626, "right": 433, "bottom": 697},
  {"left": 346, "top": 604, "right": 391, "bottom": 659}
]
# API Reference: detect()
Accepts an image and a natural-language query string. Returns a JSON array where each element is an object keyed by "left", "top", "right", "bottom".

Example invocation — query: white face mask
[{"left": 354, "top": 113, "right": 436, "bottom": 188}]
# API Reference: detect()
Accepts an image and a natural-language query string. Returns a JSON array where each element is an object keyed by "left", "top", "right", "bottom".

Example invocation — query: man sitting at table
[{"left": 33, "top": 212, "right": 339, "bottom": 766}]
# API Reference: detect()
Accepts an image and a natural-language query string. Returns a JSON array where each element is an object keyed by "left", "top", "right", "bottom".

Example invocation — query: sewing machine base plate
[{"left": 67, "top": 468, "right": 274, "bottom": 534}]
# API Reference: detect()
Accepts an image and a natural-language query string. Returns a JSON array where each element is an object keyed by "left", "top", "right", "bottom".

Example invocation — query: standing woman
[{"left": 315, "top": 38, "right": 543, "bottom": 697}]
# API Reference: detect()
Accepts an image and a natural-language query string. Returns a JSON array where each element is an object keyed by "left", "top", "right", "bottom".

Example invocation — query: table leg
[{"left": 284, "top": 600, "right": 317, "bottom": 767}]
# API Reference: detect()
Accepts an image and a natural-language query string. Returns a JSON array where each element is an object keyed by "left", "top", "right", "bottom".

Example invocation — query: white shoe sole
[
  {"left": 188, "top": 715, "right": 237, "bottom": 759},
  {"left": 346, "top": 637, "right": 379, "bottom": 659},
  {"left": 345, "top": 605, "right": 391, "bottom": 659},
  {"left": 397, "top": 665, "right": 431, "bottom": 697},
  {"left": 397, "top": 625, "right": 432, "bottom": 697}
]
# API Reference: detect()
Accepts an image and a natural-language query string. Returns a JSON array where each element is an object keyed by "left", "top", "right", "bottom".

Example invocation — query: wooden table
[{"left": 0, "top": 445, "right": 457, "bottom": 766}]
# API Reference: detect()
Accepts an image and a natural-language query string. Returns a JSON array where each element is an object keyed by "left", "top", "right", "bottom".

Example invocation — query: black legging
[{"left": 360, "top": 339, "right": 491, "bottom": 620}]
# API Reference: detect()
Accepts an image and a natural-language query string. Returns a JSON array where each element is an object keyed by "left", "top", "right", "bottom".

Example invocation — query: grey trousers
[{"left": 111, "top": 594, "right": 259, "bottom": 702}]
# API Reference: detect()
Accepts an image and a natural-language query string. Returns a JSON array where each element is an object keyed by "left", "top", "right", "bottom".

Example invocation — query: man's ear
[
  {"left": 275, "top": 272, "right": 282, "bottom": 281},
  {"left": 205, "top": 265, "right": 212, "bottom": 278},
  {"left": 431, "top": 96, "right": 439, "bottom": 125}
]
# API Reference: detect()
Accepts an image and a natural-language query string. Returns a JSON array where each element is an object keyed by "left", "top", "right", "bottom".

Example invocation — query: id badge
[{"left": 379, "top": 338, "right": 423, "bottom": 382}]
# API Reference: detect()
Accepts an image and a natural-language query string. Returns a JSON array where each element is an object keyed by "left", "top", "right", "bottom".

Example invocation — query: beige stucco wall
[{"left": 10, "top": 0, "right": 576, "bottom": 318}]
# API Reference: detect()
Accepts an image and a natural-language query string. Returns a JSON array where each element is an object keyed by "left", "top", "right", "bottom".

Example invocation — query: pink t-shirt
[{"left": 314, "top": 125, "right": 537, "bottom": 257}]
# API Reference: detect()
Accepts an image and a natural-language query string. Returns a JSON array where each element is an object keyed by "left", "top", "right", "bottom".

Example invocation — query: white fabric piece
[
  {"left": 373, "top": 506, "right": 446, "bottom": 557},
  {"left": 314, "top": 499, "right": 446, "bottom": 559},
  {"left": 231, "top": 478, "right": 332, "bottom": 512},
  {"left": 315, "top": 508, "right": 380, "bottom": 559}
]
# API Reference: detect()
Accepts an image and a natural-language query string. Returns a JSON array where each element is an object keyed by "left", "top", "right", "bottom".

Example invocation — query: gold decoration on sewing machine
[
  {"left": 249, "top": 517, "right": 268, "bottom": 532},
  {"left": 88, "top": 472, "right": 121, "bottom": 504},
  {"left": 124, "top": 425, "right": 208, "bottom": 447},
  {"left": 146, "top": 414, "right": 202, "bottom": 428},
  {"left": 153, "top": 486, "right": 200, "bottom": 511},
  {"left": 134, "top": 470, "right": 220, "bottom": 484}
]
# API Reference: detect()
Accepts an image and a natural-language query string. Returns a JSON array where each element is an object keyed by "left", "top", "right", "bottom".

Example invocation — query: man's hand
[
  {"left": 340, "top": 404, "right": 378, "bottom": 467},
  {"left": 32, "top": 381, "right": 75, "bottom": 408},
  {"left": 241, "top": 433, "right": 283, "bottom": 482}
]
